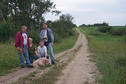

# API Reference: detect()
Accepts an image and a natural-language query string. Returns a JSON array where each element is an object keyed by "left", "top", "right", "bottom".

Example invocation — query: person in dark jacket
[
  {"left": 28, "top": 38, "right": 40, "bottom": 63},
  {"left": 40, "top": 23, "right": 55, "bottom": 64},
  {"left": 15, "top": 25, "right": 33, "bottom": 68}
]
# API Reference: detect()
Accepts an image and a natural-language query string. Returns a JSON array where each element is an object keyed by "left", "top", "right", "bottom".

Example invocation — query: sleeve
[
  {"left": 37, "top": 47, "right": 40, "bottom": 53},
  {"left": 40, "top": 30, "right": 44, "bottom": 40},
  {"left": 15, "top": 32, "right": 19, "bottom": 48}
]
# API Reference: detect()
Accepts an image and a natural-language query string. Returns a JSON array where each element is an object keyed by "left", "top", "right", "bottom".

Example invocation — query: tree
[
  {"left": 79, "top": 24, "right": 86, "bottom": 27},
  {"left": 0, "top": 0, "right": 8, "bottom": 22},
  {"left": 59, "top": 13, "right": 74, "bottom": 22},
  {"left": 0, "top": 0, "right": 60, "bottom": 29},
  {"left": 0, "top": 0, "right": 60, "bottom": 42},
  {"left": 51, "top": 14, "right": 76, "bottom": 40},
  {"left": 94, "top": 22, "right": 109, "bottom": 26}
]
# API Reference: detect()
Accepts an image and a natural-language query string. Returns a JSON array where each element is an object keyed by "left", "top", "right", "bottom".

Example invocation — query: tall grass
[{"left": 81, "top": 27, "right": 126, "bottom": 84}]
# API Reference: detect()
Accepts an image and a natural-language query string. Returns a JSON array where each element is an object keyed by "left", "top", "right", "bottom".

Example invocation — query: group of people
[{"left": 15, "top": 23, "right": 55, "bottom": 68}]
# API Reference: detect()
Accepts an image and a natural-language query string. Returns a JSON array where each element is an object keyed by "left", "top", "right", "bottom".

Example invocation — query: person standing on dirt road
[
  {"left": 15, "top": 26, "right": 33, "bottom": 68},
  {"left": 40, "top": 23, "right": 55, "bottom": 64}
]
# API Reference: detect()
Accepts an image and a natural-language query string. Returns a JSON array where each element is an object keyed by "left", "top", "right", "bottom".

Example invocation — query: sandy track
[
  {"left": 55, "top": 30, "right": 96, "bottom": 84},
  {"left": 0, "top": 29, "right": 82, "bottom": 84}
]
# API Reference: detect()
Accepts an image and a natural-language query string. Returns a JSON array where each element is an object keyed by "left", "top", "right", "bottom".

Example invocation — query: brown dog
[{"left": 33, "top": 57, "right": 50, "bottom": 68}]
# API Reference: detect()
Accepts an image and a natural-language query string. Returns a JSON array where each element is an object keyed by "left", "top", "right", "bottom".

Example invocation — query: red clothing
[{"left": 15, "top": 31, "right": 29, "bottom": 48}]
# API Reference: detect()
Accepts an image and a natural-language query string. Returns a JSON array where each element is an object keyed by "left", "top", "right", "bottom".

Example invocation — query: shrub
[
  {"left": 97, "top": 26, "right": 112, "bottom": 33},
  {"left": 116, "top": 56, "right": 126, "bottom": 66},
  {"left": 0, "top": 17, "right": 15, "bottom": 42},
  {"left": 28, "top": 30, "right": 40, "bottom": 45},
  {"left": 109, "top": 28, "right": 126, "bottom": 36},
  {"left": 0, "top": 22, "right": 11, "bottom": 42},
  {"left": 89, "top": 31, "right": 105, "bottom": 36}
]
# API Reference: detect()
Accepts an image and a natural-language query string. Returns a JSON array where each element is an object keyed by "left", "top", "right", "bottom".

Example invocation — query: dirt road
[
  {"left": 0, "top": 29, "right": 96, "bottom": 84},
  {"left": 0, "top": 29, "right": 83, "bottom": 84},
  {"left": 55, "top": 30, "right": 96, "bottom": 84}
]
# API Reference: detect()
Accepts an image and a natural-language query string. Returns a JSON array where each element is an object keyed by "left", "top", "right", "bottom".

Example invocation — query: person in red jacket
[{"left": 15, "top": 25, "right": 33, "bottom": 68}]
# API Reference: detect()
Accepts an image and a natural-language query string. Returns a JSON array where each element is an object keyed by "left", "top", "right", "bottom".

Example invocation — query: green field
[
  {"left": 81, "top": 27, "right": 126, "bottom": 84},
  {"left": 0, "top": 30, "right": 78, "bottom": 76}
]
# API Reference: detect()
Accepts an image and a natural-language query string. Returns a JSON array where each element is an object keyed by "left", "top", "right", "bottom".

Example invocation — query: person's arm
[
  {"left": 49, "top": 29, "right": 54, "bottom": 46},
  {"left": 45, "top": 52, "right": 48, "bottom": 58},
  {"left": 36, "top": 47, "right": 41, "bottom": 57},
  {"left": 15, "top": 32, "right": 20, "bottom": 48},
  {"left": 40, "top": 30, "right": 43, "bottom": 40},
  {"left": 40, "top": 30, "right": 45, "bottom": 40},
  {"left": 34, "top": 45, "right": 38, "bottom": 56},
  {"left": 15, "top": 32, "right": 23, "bottom": 53},
  {"left": 35, "top": 51, "right": 41, "bottom": 57},
  {"left": 44, "top": 46, "right": 48, "bottom": 58}
]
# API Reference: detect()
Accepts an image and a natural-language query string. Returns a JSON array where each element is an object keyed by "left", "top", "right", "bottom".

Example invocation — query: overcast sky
[{"left": 44, "top": 0, "right": 126, "bottom": 26}]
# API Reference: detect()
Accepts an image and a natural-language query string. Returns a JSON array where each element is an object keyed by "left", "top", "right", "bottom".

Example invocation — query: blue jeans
[
  {"left": 30, "top": 55, "right": 40, "bottom": 63},
  {"left": 47, "top": 43, "right": 55, "bottom": 63},
  {"left": 18, "top": 45, "right": 31, "bottom": 66},
  {"left": 41, "top": 53, "right": 49, "bottom": 59}
]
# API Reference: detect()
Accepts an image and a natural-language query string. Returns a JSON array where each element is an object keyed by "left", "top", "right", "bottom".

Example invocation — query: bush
[
  {"left": 97, "top": 26, "right": 112, "bottom": 33},
  {"left": 89, "top": 31, "right": 105, "bottom": 36},
  {"left": 0, "top": 22, "right": 11, "bottom": 42},
  {"left": 51, "top": 20, "right": 75, "bottom": 42},
  {"left": 0, "top": 17, "right": 15, "bottom": 42},
  {"left": 124, "top": 35, "right": 126, "bottom": 43},
  {"left": 28, "top": 30, "right": 40, "bottom": 45},
  {"left": 109, "top": 28, "right": 126, "bottom": 36},
  {"left": 116, "top": 56, "right": 126, "bottom": 66}
]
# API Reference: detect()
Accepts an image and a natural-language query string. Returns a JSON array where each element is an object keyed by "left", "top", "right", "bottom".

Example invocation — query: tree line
[
  {"left": 0, "top": 0, "right": 76, "bottom": 43},
  {"left": 79, "top": 22, "right": 109, "bottom": 27}
]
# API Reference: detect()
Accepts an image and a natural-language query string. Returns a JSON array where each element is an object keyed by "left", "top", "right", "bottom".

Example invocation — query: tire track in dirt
[{"left": 55, "top": 30, "right": 97, "bottom": 84}]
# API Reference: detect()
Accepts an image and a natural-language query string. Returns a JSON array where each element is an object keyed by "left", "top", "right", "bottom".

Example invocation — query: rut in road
[{"left": 55, "top": 31, "right": 97, "bottom": 84}]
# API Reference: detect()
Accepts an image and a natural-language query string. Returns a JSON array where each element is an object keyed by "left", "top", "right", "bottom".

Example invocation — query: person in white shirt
[
  {"left": 22, "top": 33, "right": 28, "bottom": 45},
  {"left": 37, "top": 40, "right": 48, "bottom": 58},
  {"left": 33, "top": 40, "right": 50, "bottom": 68},
  {"left": 15, "top": 25, "right": 33, "bottom": 68}
]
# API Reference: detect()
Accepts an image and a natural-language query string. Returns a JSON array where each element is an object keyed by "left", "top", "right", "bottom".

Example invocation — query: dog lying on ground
[{"left": 33, "top": 57, "right": 50, "bottom": 68}]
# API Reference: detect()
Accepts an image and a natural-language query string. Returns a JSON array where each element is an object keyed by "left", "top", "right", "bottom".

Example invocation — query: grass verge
[{"left": 81, "top": 27, "right": 126, "bottom": 84}]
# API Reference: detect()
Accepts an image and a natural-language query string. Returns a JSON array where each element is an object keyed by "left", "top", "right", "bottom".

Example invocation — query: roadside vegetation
[{"left": 81, "top": 26, "right": 126, "bottom": 84}]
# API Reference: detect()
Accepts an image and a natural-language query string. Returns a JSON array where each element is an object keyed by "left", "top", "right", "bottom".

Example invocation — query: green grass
[
  {"left": 0, "top": 29, "right": 79, "bottom": 76},
  {"left": 0, "top": 42, "right": 19, "bottom": 76},
  {"left": 53, "top": 29, "right": 78, "bottom": 53},
  {"left": 81, "top": 27, "right": 126, "bottom": 84}
]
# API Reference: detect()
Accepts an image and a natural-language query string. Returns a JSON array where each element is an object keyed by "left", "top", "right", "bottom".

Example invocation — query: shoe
[
  {"left": 52, "top": 61, "right": 55, "bottom": 65},
  {"left": 27, "top": 64, "right": 33, "bottom": 68},
  {"left": 20, "top": 65, "right": 25, "bottom": 68}
]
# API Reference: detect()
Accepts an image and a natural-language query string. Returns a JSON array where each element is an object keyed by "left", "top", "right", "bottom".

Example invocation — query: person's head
[
  {"left": 21, "top": 25, "right": 27, "bottom": 32},
  {"left": 40, "top": 40, "right": 44, "bottom": 47},
  {"left": 43, "top": 23, "right": 47, "bottom": 30},
  {"left": 29, "top": 38, "right": 33, "bottom": 44}
]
